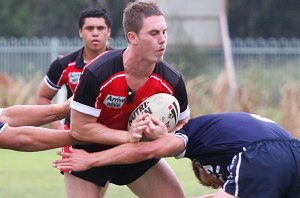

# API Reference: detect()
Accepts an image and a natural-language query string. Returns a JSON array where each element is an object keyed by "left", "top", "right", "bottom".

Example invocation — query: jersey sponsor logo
[
  {"left": 104, "top": 94, "right": 126, "bottom": 109},
  {"left": 68, "top": 72, "right": 81, "bottom": 84}
]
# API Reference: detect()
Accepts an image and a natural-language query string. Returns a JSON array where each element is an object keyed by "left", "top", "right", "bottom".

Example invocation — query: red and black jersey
[
  {"left": 44, "top": 48, "right": 86, "bottom": 99},
  {"left": 72, "top": 49, "right": 190, "bottom": 130}
]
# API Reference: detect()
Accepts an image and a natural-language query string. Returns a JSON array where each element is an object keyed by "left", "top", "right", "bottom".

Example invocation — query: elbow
[
  {"left": 70, "top": 129, "right": 86, "bottom": 142},
  {"left": 70, "top": 124, "right": 89, "bottom": 142}
]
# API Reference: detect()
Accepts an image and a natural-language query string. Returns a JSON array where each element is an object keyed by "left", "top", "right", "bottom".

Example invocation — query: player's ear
[
  {"left": 127, "top": 32, "right": 138, "bottom": 45},
  {"left": 79, "top": 29, "right": 82, "bottom": 38}
]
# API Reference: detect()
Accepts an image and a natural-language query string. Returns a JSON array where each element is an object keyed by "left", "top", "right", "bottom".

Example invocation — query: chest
[{"left": 60, "top": 64, "right": 84, "bottom": 92}]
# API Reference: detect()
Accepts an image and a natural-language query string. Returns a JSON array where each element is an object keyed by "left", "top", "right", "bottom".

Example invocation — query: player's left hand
[
  {"left": 144, "top": 116, "right": 168, "bottom": 140},
  {"left": 127, "top": 113, "right": 150, "bottom": 143},
  {"left": 53, "top": 148, "right": 91, "bottom": 172}
]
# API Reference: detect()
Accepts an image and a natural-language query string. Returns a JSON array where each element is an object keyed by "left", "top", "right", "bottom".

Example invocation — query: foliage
[
  {"left": 99, "top": 0, "right": 135, "bottom": 37},
  {"left": 165, "top": 45, "right": 215, "bottom": 79},
  {"left": 0, "top": 0, "right": 88, "bottom": 37},
  {"left": 1, "top": 0, "right": 299, "bottom": 38},
  {"left": 228, "top": 0, "right": 300, "bottom": 38},
  {"left": 0, "top": 0, "right": 133, "bottom": 38}
]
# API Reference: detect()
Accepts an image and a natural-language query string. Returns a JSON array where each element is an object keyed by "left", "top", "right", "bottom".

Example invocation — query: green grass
[{"left": 0, "top": 149, "right": 216, "bottom": 198}]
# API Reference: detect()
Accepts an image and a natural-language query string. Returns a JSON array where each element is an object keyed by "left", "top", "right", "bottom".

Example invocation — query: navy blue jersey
[{"left": 175, "top": 112, "right": 294, "bottom": 182}]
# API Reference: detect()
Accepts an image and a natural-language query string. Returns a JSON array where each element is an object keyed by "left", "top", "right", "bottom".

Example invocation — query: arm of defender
[
  {"left": 0, "top": 102, "right": 69, "bottom": 127},
  {"left": 0, "top": 126, "right": 79, "bottom": 152},
  {"left": 53, "top": 134, "right": 185, "bottom": 172}
]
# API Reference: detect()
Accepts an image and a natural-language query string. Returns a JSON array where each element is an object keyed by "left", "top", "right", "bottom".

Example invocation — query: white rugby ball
[{"left": 128, "top": 93, "right": 180, "bottom": 132}]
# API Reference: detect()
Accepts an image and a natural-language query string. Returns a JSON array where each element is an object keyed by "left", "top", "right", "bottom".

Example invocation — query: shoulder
[
  {"left": 152, "top": 60, "right": 183, "bottom": 89},
  {"left": 156, "top": 61, "right": 181, "bottom": 77},
  {"left": 56, "top": 48, "right": 83, "bottom": 66},
  {"left": 84, "top": 49, "right": 124, "bottom": 76}
]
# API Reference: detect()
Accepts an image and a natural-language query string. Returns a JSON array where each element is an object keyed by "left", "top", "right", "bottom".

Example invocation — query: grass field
[{"left": 0, "top": 149, "right": 216, "bottom": 198}]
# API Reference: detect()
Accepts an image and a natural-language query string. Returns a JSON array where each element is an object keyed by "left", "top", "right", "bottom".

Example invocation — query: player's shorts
[
  {"left": 224, "top": 138, "right": 300, "bottom": 198},
  {"left": 70, "top": 144, "right": 160, "bottom": 186}
]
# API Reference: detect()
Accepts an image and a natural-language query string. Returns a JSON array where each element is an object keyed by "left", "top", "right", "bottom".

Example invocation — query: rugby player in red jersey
[
  {"left": 64, "top": 2, "right": 190, "bottom": 198},
  {"left": 36, "top": 8, "right": 112, "bottom": 197}
]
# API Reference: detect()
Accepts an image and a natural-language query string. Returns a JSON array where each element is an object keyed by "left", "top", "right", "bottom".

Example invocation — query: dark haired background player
[
  {"left": 64, "top": 2, "right": 190, "bottom": 198},
  {"left": 36, "top": 7, "right": 112, "bottom": 197},
  {"left": 54, "top": 112, "right": 300, "bottom": 198},
  {"left": 36, "top": 7, "right": 112, "bottom": 130},
  {"left": 0, "top": 101, "right": 78, "bottom": 151}
]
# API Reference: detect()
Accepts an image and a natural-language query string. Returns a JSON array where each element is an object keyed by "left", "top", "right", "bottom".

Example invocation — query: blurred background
[{"left": 1, "top": 0, "right": 300, "bottom": 197}]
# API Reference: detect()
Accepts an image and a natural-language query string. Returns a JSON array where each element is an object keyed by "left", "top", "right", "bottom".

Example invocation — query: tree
[
  {"left": 0, "top": 0, "right": 132, "bottom": 38},
  {"left": 228, "top": 0, "right": 300, "bottom": 38}
]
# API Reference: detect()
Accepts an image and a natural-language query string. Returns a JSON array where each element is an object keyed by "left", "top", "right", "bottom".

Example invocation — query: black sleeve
[{"left": 73, "top": 69, "right": 101, "bottom": 108}]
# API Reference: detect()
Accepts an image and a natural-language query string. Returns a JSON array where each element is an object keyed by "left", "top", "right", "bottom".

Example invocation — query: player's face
[
  {"left": 136, "top": 15, "right": 167, "bottom": 63},
  {"left": 79, "top": 17, "right": 111, "bottom": 54}
]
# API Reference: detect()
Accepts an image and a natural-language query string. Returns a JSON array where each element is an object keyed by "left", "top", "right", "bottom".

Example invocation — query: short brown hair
[{"left": 123, "top": 1, "right": 163, "bottom": 37}]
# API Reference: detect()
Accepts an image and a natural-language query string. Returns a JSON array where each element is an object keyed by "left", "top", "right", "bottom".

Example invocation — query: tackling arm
[
  {"left": 0, "top": 102, "right": 69, "bottom": 127},
  {"left": 0, "top": 126, "right": 79, "bottom": 152},
  {"left": 53, "top": 134, "right": 185, "bottom": 172}
]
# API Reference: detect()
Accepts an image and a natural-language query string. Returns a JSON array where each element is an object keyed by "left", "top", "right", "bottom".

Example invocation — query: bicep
[
  {"left": 70, "top": 109, "right": 98, "bottom": 132},
  {"left": 70, "top": 109, "right": 106, "bottom": 142}
]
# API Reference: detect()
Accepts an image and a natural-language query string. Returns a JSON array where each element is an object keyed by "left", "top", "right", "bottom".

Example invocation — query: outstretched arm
[
  {"left": 0, "top": 126, "right": 79, "bottom": 152},
  {"left": 53, "top": 134, "right": 185, "bottom": 172},
  {"left": 0, "top": 101, "right": 69, "bottom": 127}
]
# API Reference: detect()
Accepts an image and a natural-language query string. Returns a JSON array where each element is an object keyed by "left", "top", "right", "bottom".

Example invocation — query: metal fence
[
  {"left": 1, "top": 37, "right": 300, "bottom": 104},
  {"left": 0, "top": 37, "right": 127, "bottom": 80}
]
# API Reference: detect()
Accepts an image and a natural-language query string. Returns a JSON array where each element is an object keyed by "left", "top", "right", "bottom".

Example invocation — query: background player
[
  {"left": 65, "top": 2, "right": 190, "bottom": 198},
  {"left": 36, "top": 7, "right": 112, "bottom": 130},
  {"left": 36, "top": 7, "right": 112, "bottom": 197},
  {"left": 54, "top": 112, "right": 300, "bottom": 198}
]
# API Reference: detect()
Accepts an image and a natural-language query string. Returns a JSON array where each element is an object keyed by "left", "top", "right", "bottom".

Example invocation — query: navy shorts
[
  {"left": 224, "top": 139, "right": 300, "bottom": 198},
  {"left": 70, "top": 144, "right": 160, "bottom": 186}
]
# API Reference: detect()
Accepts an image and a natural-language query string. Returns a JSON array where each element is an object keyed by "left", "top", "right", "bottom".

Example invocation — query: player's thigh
[
  {"left": 64, "top": 173, "right": 106, "bottom": 198},
  {"left": 127, "top": 158, "right": 185, "bottom": 198}
]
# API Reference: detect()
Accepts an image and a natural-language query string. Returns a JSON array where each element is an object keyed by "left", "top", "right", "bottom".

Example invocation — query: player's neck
[
  {"left": 83, "top": 47, "right": 106, "bottom": 63},
  {"left": 123, "top": 47, "right": 155, "bottom": 77}
]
